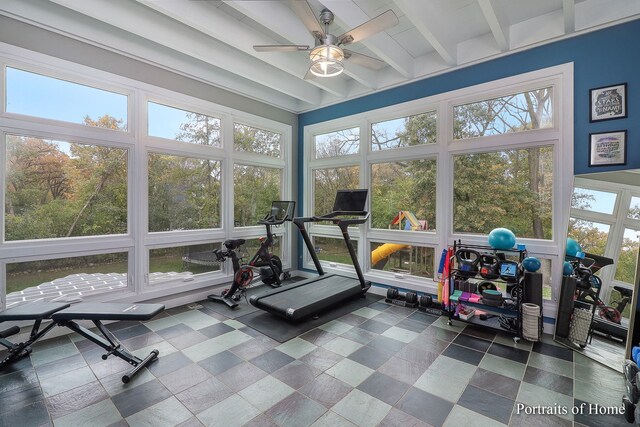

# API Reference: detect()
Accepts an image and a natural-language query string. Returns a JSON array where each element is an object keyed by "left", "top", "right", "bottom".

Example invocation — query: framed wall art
[
  {"left": 589, "top": 130, "right": 627, "bottom": 166},
  {"left": 590, "top": 83, "right": 627, "bottom": 122}
]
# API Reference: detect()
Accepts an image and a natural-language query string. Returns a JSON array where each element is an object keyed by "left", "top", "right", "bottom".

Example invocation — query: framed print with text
[
  {"left": 590, "top": 83, "right": 627, "bottom": 122},
  {"left": 589, "top": 130, "right": 627, "bottom": 166}
]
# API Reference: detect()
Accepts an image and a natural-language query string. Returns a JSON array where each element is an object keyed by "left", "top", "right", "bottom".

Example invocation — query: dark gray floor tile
[
  {"left": 488, "top": 342, "right": 530, "bottom": 364},
  {"left": 396, "top": 318, "right": 430, "bottom": 333},
  {"left": 378, "top": 356, "right": 427, "bottom": 385},
  {"left": 524, "top": 366, "right": 573, "bottom": 396},
  {"left": 250, "top": 349, "right": 295, "bottom": 373},
  {"left": 462, "top": 325, "right": 497, "bottom": 341},
  {"left": 156, "top": 323, "right": 195, "bottom": 340},
  {"left": 121, "top": 331, "right": 164, "bottom": 351},
  {"left": 243, "top": 414, "right": 278, "bottom": 427},
  {"left": 426, "top": 325, "right": 459, "bottom": 342},
  {"left": 469, "top": 368, "right": 521, "bottom": 399},
  {"left": 453, "top": 333, "right": 492, "bottom": 352},
  {"left": 411, "top": 334, "right": 450, "bottom": 354},
  {"left": 457, "top": 384, "right": 514, "bottom": 424},
  {"left": 573, "top": 399, "right": 629, "bottom": 427},
  {"left": 198, "top": 322, "right": 234, "bottom": 338},
  {"left": 0, "top": 377, "right": 43, "bottom": 413},
  {"left": 106, "top": 420, "right": 130, "bottom": 427},
  {"left": 45, "top": 380, "right": 108, "bottom": 418},
  {"left": 147, "top": 351, "right": 193, "bottom": 377},
  {"left": 378, "top": 407, "right": 432, "bottom": 427},
  {"left": 359, "top": 319, "right": 392, "bottom": 334},
  {"left": 0, "top": 398, "right": 51, "bottom": 427},
  {"left": 386, "top": 305, "right": 418, "bottom": 316},
  {"left": 367, "top": 336, "right": 406, "bottom": 355},
  {"left": 532, "top": 341, "right": 573, "bottom": 362},
  {"left": 338, "top": 313, "right": 368, "bottom": 326},
  {"left": 299, "top": 347, "right": 342, "bottom": 372},
  {"left": 357, "top": 372, "right": 410, "bottom": 405},
  {"left": 299, "top": 329, "right": 337, "bottom": 346},
  {"left": 395, "top": 345, "right": 438, "bottom": 369},
  {"left": 230, "top": 337, "right": 277, "bottom": 360},
  {"left": 0, "top": 351, "right": 33, "bottom": 374},
  {"left": 396, "top": 387, "right": 453, "bottom": 427},
  {"left": 372, "top": 311, "right": 407, "bottom": 326},
  {"left": 442, "top": 344, "right": 484, "bottom": 366},
  {"left": 272, "top": 360, "right": 321, "bottom": 390},
  {"left": 111, "top": 324, "right": 152, "bottom": 341},
  {"left": 159, "top": 362, "right": 212, "bottom": 394},
  {"left": 165, "top": 305, "right": 193, "bottom": 315},
  {"left": 340, "top": 327, "right": 378, "bottom": 345},
  {"left": 348, "top": 345, "right": 394, "bottom": 369},
  {"left": 34, "top": 353, "right": 86, "bottom": 379},
  {"left": 0, "top": 367, "right": 38, "bottom": 394},
  {"left": 198, "top": 350, "right": 244, "bottom": 375},
  {"left": 106, "top": 320, "right": 141, "bottom": 332},
  {"left": 264, "top": 392, "right": 326, "bottom": 427},
  {"left": 407, "top": 311, "right": 439, "bottom": 325},
  {"left": 299, "top": 373, "right": 353, "bottom": 408},
  {"left": 369, "top": 302, "right": 391, "bottom": 311},
  {"left": 175, "top": 376, "right": 233, "bottom": 414},
  {"left": 111, "top": 378, "right": 172, "bottom": 418},
  {"left": 167, "top": 330, "right": 208, "bottom": 350},
  {"left": 87, "top": 355, "right": 132, "bottom": 379},
  {"left": 216, "top": 361, "right": 267, "bottom": 392}
]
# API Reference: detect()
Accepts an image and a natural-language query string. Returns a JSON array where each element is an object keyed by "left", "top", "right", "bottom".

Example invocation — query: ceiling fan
[{"left": 253, "top": 1, "right": 399, "bottom": 78}]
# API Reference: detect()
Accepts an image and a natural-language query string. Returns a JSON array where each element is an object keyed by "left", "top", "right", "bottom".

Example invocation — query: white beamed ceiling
[{"left": 1, "top": 0, "right": 639, "bottom": 113}]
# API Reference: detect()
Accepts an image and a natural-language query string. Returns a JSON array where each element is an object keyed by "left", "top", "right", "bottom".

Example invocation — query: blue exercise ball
[
  {"left": 522, "top": 257, "right": 541, "bottom": 272},
  {"left": 488, "top": 228, "right": 516, "bottom": 250},
  {"left": 563, "top": 261, "right": 573, "bottom": 276},
  {"left": 566, "top": 238, "right": 582, "bottom": 257}
]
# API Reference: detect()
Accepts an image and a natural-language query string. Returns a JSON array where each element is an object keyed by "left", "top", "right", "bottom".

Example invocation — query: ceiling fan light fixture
[{"left": 309, "top": 44, "right": 344, "bottom": 77}]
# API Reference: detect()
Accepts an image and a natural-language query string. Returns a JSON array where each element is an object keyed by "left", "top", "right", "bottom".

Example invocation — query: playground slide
[{"left": 371, "top": 243, "right": 407, "bottom": 269}]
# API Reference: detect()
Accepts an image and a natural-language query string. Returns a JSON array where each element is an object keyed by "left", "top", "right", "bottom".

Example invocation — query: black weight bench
[{"left": 0, "top": 302, "right": 164, "bottom": 383}]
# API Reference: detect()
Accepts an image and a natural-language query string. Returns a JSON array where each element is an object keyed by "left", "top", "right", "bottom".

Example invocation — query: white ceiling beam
[
  {"left": 47, "top": 0, "right": 323, "bottom": 105},
  {"left": 0, "top": 0, "right": 307, "bottom": 112},
  {"left": 391, "top": 0, "right": 456, "bottom": 66},
  {"left": 321, "top": 0, "right": 414, "bottom": 78},
  {"left": 563, "top": 0, "right": 575, "bottom": 34},
  {"left": 223, "top": 0, "right": 373, "bottom": 93},
  {"left": 478, "top": 0, "right": 509, "bottom": 51}
]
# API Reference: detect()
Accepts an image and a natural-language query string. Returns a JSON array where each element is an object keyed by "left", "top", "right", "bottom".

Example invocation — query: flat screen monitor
[
  {"left": 270, "top": 201, "right": 295, "bottom": 221},
  {"left": 499, "top": 261, "right": 518, "bottom": 278},
  {"left": 332, "top": 189, "right": 368, "bottom": 212}
]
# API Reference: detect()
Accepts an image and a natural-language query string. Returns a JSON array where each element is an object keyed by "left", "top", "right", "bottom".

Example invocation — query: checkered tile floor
[{"left": 0, "top": 299, "right": 629, "bottom": 427}]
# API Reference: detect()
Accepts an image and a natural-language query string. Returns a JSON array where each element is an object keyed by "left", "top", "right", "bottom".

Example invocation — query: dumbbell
[
  {"left": 386, "top": 287, "right": 418, "bottom": 307},
  {"left": 418, "top": 294, "right": 444, "bottom": 316}
]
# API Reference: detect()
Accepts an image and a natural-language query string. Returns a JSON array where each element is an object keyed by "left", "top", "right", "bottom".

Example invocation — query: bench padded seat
[
  {"left": 0, "top": 302, "right": 70, "bottom": 321},
  {"left": 51, "top": 303, "right": 165, "bottom": 322}
]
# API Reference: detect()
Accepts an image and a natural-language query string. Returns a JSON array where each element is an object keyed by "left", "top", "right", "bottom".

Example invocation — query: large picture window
[
  {"left": 148, "top": 102, "right": 221, "bottom": 147},
  {"left": 371, "top": 159, "right": 436, "bottom": 231},
  {"left": 453, "top": 146, "right": 554, "bottom": 238},
  {"left": 314, "top": 127, "right": 359, "bottom": 159},
  {"left": 234, "top": 164, "right": 282, "bottom": 227},
  {"left": 313, "top": 166, "right": 359, "bottom": 216},
  {"left": 6, "top": 67, "right": 128, "bottom": 130},
  {"left": 148, "top": 153, "right": 221, "bottom": 232},
  {"left": 5, "top": 134, "right": 128, "bottom": 241},
  {"left": 234, "top": 123, "right": 281, "bottom": 157},
  {"left": 453, "top": 87, "right": 553, "bottom": 140}
]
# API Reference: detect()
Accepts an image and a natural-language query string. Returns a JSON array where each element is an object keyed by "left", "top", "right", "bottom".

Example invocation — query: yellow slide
[{"left": 371, "top": 243, "right": 407, "bottom": 267}]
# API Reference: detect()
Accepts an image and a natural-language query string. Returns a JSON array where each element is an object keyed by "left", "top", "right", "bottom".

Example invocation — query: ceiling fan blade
[
  {"left": 253, "top": 44, "right": 310, "bottom": 52},
  {"left": 303, "top": 68, "right": 316, "bottom": 80},
  {"left": 337, "top": 10, "right": 399, "bottom": 46},
  {"left": 288, "top": 0, "right": 324, "bottom": 39},
  {"left": 343, "top": 49, "right": 387, "bottom": 70}
]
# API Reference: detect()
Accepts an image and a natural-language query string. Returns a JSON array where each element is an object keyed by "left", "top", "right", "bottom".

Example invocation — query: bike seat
[
  {"left": 224, "top": 239, "right": 246, "bottom": 250},
  {"left": 614, "top": 285, "right": 633, "bottom": 298}
]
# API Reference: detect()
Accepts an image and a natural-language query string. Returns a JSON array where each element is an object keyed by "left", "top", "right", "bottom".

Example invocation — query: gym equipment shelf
[{"left": 446, "top": 241, "right": 529, "bottom": 342}]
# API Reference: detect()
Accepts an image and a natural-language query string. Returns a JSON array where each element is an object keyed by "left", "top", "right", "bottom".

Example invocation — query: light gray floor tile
[
  {"left": 332, "top": 389, "right": 392, "bottom": 427},
  {"left": 126, "top": 396, "right": 192, "bottom": 427}
]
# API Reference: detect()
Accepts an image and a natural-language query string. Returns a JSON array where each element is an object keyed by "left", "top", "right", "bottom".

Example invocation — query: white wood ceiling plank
[{"left": 478, "top": 0, "right": 509, "bottom": 51}]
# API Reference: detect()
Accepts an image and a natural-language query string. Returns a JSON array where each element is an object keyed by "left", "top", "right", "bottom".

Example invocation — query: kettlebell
[
  {"left": 479, "top": 254, "right": 500, "bottom": 280},
  {"left": 455, "top": 249, "right": 480, "bottom": 278}
]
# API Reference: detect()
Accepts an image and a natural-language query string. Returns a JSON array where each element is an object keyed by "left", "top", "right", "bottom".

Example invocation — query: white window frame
[
  {"left": 303, "top": 63, "right": 574, "bottom": 317},
  {"left": 0, "top": 43, "right": 293, "bottom": 309}
]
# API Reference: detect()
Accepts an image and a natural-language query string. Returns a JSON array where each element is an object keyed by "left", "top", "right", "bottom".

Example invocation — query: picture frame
[
  {"left": 589, "top": 130, "right": 627, "bottom": 167},
  {"left": 590, "top": 83, "right": 627, "bottom": 122}
]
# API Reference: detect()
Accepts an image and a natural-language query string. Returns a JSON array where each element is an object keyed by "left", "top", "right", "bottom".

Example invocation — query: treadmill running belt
[{"left": 250, "top": 275, "right": 364, "bottom": 321}]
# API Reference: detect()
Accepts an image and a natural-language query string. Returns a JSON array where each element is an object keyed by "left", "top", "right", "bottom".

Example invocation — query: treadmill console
[{"left": 333, "top": 189, "right": 368, "bottom": 213}]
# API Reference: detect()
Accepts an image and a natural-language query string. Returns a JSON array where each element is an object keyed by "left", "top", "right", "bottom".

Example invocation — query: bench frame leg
[
  {"left": 60, "top": 319, "right": 159, "bottom": 383},
  {"left": 1, "top": 320, "right": 58, "bottom": 369}
]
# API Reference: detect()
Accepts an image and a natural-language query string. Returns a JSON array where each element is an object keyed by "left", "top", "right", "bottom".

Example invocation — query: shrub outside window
[
  {"left": 234, "top": 164, "right": 282, "bottom": 227},
  {"left": 234, "top": 123, "right": 281, "bottom": 157}
]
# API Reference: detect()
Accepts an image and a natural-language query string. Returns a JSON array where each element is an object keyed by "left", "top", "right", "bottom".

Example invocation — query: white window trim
[
  {"left": 0, "top": 42, "right": 293, "bottom": 309},
  {"left": 303, "top": 63, "right": 574, "bottom": 320}
]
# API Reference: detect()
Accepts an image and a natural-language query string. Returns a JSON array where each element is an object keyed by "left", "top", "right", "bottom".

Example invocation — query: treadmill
[{"left": 249, "top": 189, "right": 371, "bottom": 322}]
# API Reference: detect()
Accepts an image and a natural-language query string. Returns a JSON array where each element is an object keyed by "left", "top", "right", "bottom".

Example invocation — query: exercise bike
[{"left": 208, "top": 201, "right": 295, "bottom": 309}]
